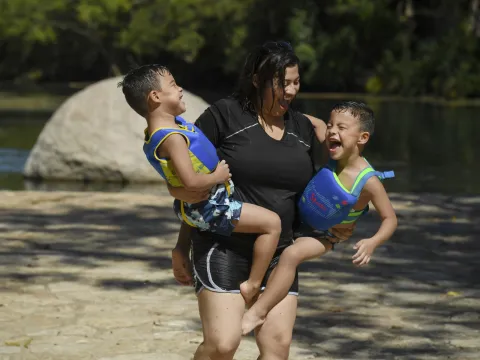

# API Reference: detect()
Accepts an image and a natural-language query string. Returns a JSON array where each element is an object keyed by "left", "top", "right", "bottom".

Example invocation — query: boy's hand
[
  {"left": 352, "top": 238, "right": 378, "bottom": 266},
  {"left": 213, "top": 160, "right": 232, "bottom": 183}
]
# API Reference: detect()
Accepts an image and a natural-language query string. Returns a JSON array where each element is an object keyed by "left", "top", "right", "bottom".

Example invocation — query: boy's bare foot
[
  {"left": 241, "top": 307, "right": 266, "bottom": 335},
  {"left": 171, "top": 247, "right": 193, "bottom": 286},
  {"left": 240, "top": 280, "right": 260, "bottom": 307}
]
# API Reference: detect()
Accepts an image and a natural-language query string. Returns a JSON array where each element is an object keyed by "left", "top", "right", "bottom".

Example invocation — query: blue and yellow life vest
[
  {"left": 298, "top": 159, "right": 394, "bottom": 231},
  {"left": 143, "top": 116, "right": 224, "bottom": 188}
]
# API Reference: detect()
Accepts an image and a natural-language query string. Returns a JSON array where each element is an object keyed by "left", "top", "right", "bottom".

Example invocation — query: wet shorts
[
  {"left": 191, "top": 234, "right": 299, "bottom": 296},
  {"left": 173, "top": 180, "right": 243, "bottom": 237}
]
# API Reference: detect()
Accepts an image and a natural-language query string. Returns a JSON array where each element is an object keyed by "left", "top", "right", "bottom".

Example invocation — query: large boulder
[{"left": 23, "top": 76, "right": 209, "bottom": 182}]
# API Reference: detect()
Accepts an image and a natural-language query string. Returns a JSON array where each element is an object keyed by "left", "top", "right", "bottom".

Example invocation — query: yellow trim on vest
[
  {"left": 180, "top": 201, "right": 196, "bottom": 227},
  {"left": 152, "top": 132, "right": 213, "bottom": 187},
  {"left": 157, "top": 161, "right": 182, "bottom": 187},
  {"left": 156, "top": 150, "right": 211, "bottom": 187},
  {"left": 224, "top": 180, "right": 231, "bottom": 196},
  {"left": 189, "top": 152, "right": 210, "bottom": 176},
  {"left": 333, "top": 172, "right": 350, "bottom": 193},
  {"left": 146, "top": 125, "right": 220, "bottom": 189},
  {"left": 153, "top": 132, "right": 191, "bottom": 162},
  {"left": 151, "top": 132, "right": 191, "bottom": 187},
  {"left": 341, "top": 207, "right": 368, "bottom": 224},
  {"left": 144, "top": 124, "right": 194, "bottom": 144},
  {"left": 351, "top": 167, "right": 374, "bottom": 194}
]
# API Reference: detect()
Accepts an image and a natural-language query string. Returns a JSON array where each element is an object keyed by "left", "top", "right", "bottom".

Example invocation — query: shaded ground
[{"left": 0, "top": 191, "right": 479, "bottom": 359}]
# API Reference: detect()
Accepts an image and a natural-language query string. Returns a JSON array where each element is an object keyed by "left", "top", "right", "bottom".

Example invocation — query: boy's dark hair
[
  {"left": 331, "top": 101, "right": 375, "bottom": 135},
  {"left": 233, "top": 41, "right": 299, "bottom": 117},
  {"left": 117, "top": 64, "right": 170, "bottom": 117}
]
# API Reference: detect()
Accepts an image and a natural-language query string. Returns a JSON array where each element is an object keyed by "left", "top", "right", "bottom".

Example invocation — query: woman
[{"left": 169, "top": 41, "right": 354, "bottom": 360}]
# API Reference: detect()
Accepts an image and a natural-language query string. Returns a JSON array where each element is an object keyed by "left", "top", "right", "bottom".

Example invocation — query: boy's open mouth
[{"left": 328, "top": 139, "right": 341, "bottom": 152}]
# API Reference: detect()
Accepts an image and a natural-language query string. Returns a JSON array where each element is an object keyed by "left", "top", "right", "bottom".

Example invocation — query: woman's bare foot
[
  {"left": 240, "top": 280, "right": 260, "bottom": 306},
  {"left": 241, "top": 307, "right": 266, "bottom": 335},
  {"left": 171, "top": 247, "right": 193, "bottom": 286}
]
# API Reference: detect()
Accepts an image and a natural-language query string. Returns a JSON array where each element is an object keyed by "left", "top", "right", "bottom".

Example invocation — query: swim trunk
[
  {"left": 293, "top": 222, "right": 337, "bottom": 250},
  {"left": 173, "top": 180, "right": 243, "bottom": 237}
]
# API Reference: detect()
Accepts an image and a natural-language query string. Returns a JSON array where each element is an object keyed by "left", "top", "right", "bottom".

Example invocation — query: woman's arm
[
  {"left": 304, "top": 114, "right": 327, "bottom": 144},
  {"left": 304, "top": 113, "right": 329, "bottom": 166},
  {"left": 172, "top": 222, "right": 194, "bottom": 286}
]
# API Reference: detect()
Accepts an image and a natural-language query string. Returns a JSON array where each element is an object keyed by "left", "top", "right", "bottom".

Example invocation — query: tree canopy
[{"left": 1, "top": 0, "right": 479, "bottom": 98}]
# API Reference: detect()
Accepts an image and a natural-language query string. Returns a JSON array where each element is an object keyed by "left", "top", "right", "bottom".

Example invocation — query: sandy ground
[{"left": 0, "top": 190, "right": 479, "bottom": 360}]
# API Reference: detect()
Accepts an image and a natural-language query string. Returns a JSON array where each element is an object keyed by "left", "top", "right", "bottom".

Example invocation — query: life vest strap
[{"left": 351, "top": 169, "right": 395, "bottom": 197}]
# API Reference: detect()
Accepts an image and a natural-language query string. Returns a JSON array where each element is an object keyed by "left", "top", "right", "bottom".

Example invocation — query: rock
[{"left": 23, "top": 77, "right": 209, "bottom": 182}]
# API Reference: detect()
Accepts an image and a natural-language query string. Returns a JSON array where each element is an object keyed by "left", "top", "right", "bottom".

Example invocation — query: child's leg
[
  {"left": 232, "top": 203, "right": 281, "bottom": 304},
  {"left": 241, "top": 236, "right": 332, "bottom": 335}
]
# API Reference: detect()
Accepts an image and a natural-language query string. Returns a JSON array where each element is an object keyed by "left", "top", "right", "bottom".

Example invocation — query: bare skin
[
  {"left": 232, "top": 203, "right": 281, "bottom": 305},
  {"left": 171, "top": 223, "right": 194, "bottom": 286}
]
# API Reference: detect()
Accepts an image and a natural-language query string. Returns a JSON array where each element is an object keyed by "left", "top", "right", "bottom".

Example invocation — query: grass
[{"left": 0, "top": 92, "right": 68, "bottom": 112}]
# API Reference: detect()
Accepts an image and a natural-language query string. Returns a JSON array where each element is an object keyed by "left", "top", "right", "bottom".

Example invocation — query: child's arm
[
  {"left": 304, "top": 114, "right": 326, "bottom": 143},
  {"left": 352, "top": 176, "right": 397, "bottom": 266},
  {"left": 161, "top": 133, "right": 231, "bottom": 191},
  {"left": 166, "top": 184, "right": 211, "bottom": 203}
]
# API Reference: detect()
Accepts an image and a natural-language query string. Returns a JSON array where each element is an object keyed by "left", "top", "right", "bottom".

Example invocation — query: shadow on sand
[{"left": 1, "top": 192, "right": 479, "bottom": 359}]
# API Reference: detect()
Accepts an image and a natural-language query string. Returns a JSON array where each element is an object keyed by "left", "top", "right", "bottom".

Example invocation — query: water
[
  {"left": 1, "top": 98, "right": 479, "bottom": 194},
  {"left": 0, "top": 112, "right": 49, "bottom": 191},
  {"left": 297, "top": 98, "right": 480, "bottom": 194}
]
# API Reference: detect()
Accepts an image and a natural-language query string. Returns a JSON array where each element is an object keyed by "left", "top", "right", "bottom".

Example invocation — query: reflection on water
[{"left": 1, "top": 97, "right": 479, "bottom": 194}]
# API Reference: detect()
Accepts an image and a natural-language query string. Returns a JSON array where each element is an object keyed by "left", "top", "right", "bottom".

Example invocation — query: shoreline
[{"left": 2, "top": 89, "right": 480, "bottom": 113}]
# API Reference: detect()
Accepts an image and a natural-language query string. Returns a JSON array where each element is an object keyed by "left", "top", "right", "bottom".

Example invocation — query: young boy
[
  {"left": 118, "top": 64, "right": 281, "bottom": 304},
  {"left": 241, "top": 101, "right": 398, "bottom": 334}
]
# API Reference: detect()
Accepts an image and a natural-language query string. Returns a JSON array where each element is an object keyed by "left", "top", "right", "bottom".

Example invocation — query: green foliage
[
  {"left": 118, "top": 0, "right": 254, "bottom": 64},
  {"left": 1, "top": 0, "right": 480, "bottom": 98}
]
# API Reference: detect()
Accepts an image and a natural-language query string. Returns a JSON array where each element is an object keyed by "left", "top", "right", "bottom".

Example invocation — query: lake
[{"left": 1, "top": 96, "right": 479, "bottom": 194}]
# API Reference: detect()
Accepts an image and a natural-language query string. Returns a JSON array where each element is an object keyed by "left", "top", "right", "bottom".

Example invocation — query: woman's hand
[
  {"left": 167, "top": 184, "right": 210, "bottom": 203},
  {"left": 328, "top": 222, "right": 356, "bottom": 243}
]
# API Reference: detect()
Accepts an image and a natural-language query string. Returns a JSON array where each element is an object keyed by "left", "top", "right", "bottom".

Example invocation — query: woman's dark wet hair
[{"left": 233, "top": 41, "right": 299, "bottom": 116}]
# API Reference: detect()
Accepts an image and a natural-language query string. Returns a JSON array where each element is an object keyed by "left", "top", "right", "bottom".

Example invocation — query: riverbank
[
  {"left": 3, "top": 88, "right": 480, "bottom": 114},
  {"left": 0, "top": 191, "right": 478, "bottom": 359},
  {"left": 0, "top": 92, "right": 67, "bottom": 112}
]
